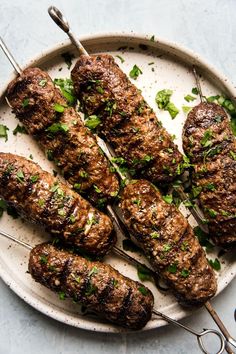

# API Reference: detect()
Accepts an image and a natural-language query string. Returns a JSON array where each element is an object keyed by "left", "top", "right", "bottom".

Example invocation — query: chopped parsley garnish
[
  {"left": 192, "top": 87, "right": 199, "bottom": 95},
  {"left": 46, "top": 122, "right": 69, "bottom": 134},
  {"left": 116, "top": 55, "right": 125, "bottom": 63},
  {"left": 96, "top": 86, "right": 104, "bottom": 94},
  {"left": 0, "top": 199, "right": 7, "bottom": 217},
  {"left": 150, "top": 35, "right": 155, "bottom": 42},
  {"left": 184, "top": 94, "right": 196, "bottom": 102},
  {"left": 137, "top": 264, "right": 153, "bottom": 282},
  {"left": 40, "top": 254, "right": 48, "bottom": 264},
  {"left": 74, "top": 183, "right": 81, "bottom": 191},
  {"left": 58, "top": 291, "right": 66, "bottom": 300},
  {"left": 58, "top": 209, "right": 66, "bottom": 217},
  {"left": 61, "top": 52, "right": 75, "bottom": 69},
  {"left": 163, "top": 243, "right": 172, "bottom": 252},
  {"left": 29, "top": 154, "right": 33, "bottom": 160},
  {"left": 16, "top": 170, "right": 24, "bottom": 183},
  {"left": 85, "top": 115, "right": 101, "bottom": 130},
  {"left": 0, "top": 124, "right": 9, "bottom": 142},
  {"left": 180, "top": 241, "right": 189, "bottom": 252},
  {"left": 72, "top": 274, "right": 81, "bottom": 284},
  {"left": 194, "top": 226, "right": 214, "bottom": 252},
  {"left": 53, "top": 103, "right": 66, "bottom": 113},
  {"left": 206, "top": 208, "right": 218, "bottom": 218},
  {"left": 183, "top": 199, "right": 194, "bottom": 207},
  {"left": 181, "top": 269, "right": 190, "bottom": 278},
  {"left": 150, "top": 231, "right": 160, "bottom": 239},
  {"left": 208, "top": 258, "right": 221, "bottom": 271},
  {"left": 22, "top": 98, "right": 29, "bottom": 107},
  {"left": 191, "top": 185, "right": 202, "bottom": 198},
  {"left": 46, "top": 149, "right": 53, "bottom": 161},
  {"left": 69, "top": 215, "right": 76, "bottom": 223},
  {"left": 13, "top": 124, "right": 28, "bottom": 136},
  {"left": 203, "top": 182, "right": 216, "bottom": 191},
  {"left": 162, "top": 194, "right": 173, "bottom": 204},
  {"left": 30, "top": 175, "right": 39, "bottom": 183},
  {"left": 38, "top": 199, "right": 45, "bottom": 208},
  {"left": 79, "top": 171, "right": 88, "bottom": 178},
  {"left": 133, "top": 199, "right": 141, "bottom": 206},
  {"left": 94, "top": 185, "right": 102, "bottom": 194},
  {"left": 54, "top": 78, "right": 76, "bottom": 105},
  {"left": 214, "top": 115, "right": 223, "bottom": 123},
  {"left": 200, "top": 129, "right": 213, "bottom": 147},
  {"left": 155, "top": 89, "right": 179, "bottom": 119},
  {"left": 129, "top": 64, "right": 143, "bottom": 80},
  {"left": 148, "top": 62, "right": 155, "bottom": 65},
  {"left": 167, "top": 263, "right": 177, "bottom": 273},
  {"left": 182, "top": 105, "right": 192, "bottom": 114},
  {"left": 39, "top": 79, "right": 47, "bottom": 87},
  {"left": 88, "top": 266, "right": 98, "bottom": 277},
  {"left": 230, "top": 150, "right": 236, "bottom": 160},
  {"left": 138, "top": 286, "right": 148, "bottom": 296},
  {"left": 85, "top": 283, "right": 97, "bottom": 296}
]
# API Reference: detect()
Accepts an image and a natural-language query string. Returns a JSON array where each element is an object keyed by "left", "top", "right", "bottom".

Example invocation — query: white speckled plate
[{"left": 0, "top": 33, "right": 235, "bottom": 333}]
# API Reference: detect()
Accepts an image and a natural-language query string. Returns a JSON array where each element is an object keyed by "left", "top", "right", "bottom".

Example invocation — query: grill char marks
[
  {"left": 71, "top": 54, "right": 183, "bottom": 185},
  {"left": 0, "top": 153, "right": 115, "bottom": 257},
  {"left": 29, "top": 243, "right": 154, "bottom": 330},
  {"left": 6, "top": 67, "right": 119, "bottom": 204},
  {"left": 183, "top": 102, "right": 236, "bottom": 246},
  {"left": 120, "top": 180, "right": 217, "bottom": 306}
]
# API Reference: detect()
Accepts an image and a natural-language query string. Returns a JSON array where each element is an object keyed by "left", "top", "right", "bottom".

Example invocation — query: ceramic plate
[{"left": 0, "top": 33, "right": 235, "bottom": 333}]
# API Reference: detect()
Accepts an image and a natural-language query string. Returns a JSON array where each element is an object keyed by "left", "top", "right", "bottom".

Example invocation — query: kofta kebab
[{"left": 0, "top": 6, "right": 235, "bottom": 351}]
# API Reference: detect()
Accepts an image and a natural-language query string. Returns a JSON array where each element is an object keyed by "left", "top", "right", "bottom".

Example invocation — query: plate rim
[{"left": 0, "top": 32, "right": 235, "bottom": 333}]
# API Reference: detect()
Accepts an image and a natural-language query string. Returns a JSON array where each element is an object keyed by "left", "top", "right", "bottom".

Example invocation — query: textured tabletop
[{"left": 0, "top": 0, "right": 236, "bottom": 353}]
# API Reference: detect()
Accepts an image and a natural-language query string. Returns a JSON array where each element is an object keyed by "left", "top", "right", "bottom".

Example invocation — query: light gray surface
[{"left": 0, "top": 0, "right": 235, "bottom": 353}]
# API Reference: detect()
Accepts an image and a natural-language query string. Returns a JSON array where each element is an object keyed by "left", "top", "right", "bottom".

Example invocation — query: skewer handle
[
  {"left": 0, "top": 37, "right": 22, "bottom": 74},
  {"left": 48, "top": 6, "right": 89, "bottom": 56},
  {"left": 0, "top": 230, "right": 32, "bottom": 250}
]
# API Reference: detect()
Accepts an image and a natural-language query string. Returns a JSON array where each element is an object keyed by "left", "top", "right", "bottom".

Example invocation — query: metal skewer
[
  {"left": 0, "top": 35, "right": 163, "bottom": 289},
  {"left": 47, "top": 7, "right": 236, "bottom": 352},
  {"left": 0, "top": 229, "right": 226, "bottom": 354}
]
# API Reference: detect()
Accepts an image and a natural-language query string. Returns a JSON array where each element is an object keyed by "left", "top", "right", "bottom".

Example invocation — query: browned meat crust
[
  {"left": 120, "top": 180, "right": 217, "bottom": 305},
  {"left": 0, "top": 153, "right": 115, "bottom": 256},
  {"left": 71, "top": 54, "right": 183, "bottom": 185},
  {"left": 6, "top": 67, "right": 119, "bottom": 204},
  {"left": 29, "top": 243, "right": 154, "bottom": 330},
  {"left": 183, "top": 102, "right": 236, "bottom": 246}
]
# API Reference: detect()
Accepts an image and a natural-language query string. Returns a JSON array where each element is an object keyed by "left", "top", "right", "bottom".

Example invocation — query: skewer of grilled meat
[
  {"left": 183, "top": 102, "right": 236, "bottom": 247},
  {"left": 120, "top": 179, "right": 217, "bottom": 306},
  {"left": 29, "top": 242, "right": 154, "bottom": 330},
  {"left": 71, "top": 54, "right": 183, "bottom": 186},
  {"left": 6, "top": 67, "right": 119, "bottom": 206},
  {"left": 0, "top": 153, "right": 115, "bottom": 256}
]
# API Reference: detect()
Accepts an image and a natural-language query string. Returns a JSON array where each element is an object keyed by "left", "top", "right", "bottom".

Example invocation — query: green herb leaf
[
  {"left": 192, "top": 87, "right": 199, "bottom": 95},
  {"left": 88, "top": 266, "right": 98, "bottom": 277},
  {"left": 230, "top": 150, "right": 236, "bottom": 160},
  {"left": 182, "top": 105, "right": 192, "bottom": 113},
  {"left": 96, "top": 86, "right": 104, "bottom": 94},
  {"left": 53, "top": 103, "right": 66, "bottom": 113},
  {"left": 192, "top": 185, "right": 202, "bottom": 198},
  {"left": 16, "top": 170, "right": 24, "bottom": 183},
  {"left": 137, "top": 264, "right": 153, "bottom": 282},
  {"left": 166, "top": 102, "right": 179, "bottom": 119},
  {"left": 163, "top": 243, "right": 172, "bottom": 252},
  {"left": 22, "top": 98, "right": 29, "bottom": 107},
  {"left": 155, "top": 89, "right": 173, "bottom": 109},
  {"left": 40, "top": 254, "right": 48, "bottom": 264},
  {"left": 162, "top": 194, "right": 173, "bottom": 204},
  {"left": 30, "top": 175, "right": 39, "bottom": 183},
  {"left": 38, "top": 199, "right": 45, "bottom": 208},
  {"left": 46, "top": 122, "right": 69, "bottom": 134},
  {"left": 150, "top": 231, "right": 160, "bottom": 239},
  {"left": 85, "top": 115, "right": 101, "bottom": 130},
  {"left": 208, "top": 258, "right": 221, "bottom": 271},
  {"left": 129, "top": 64, "right": 143, "bottom": 80},
  {"left": 0, "top": 198, "right": 7, "bottom": 217},
  {"left": 74, "top": 183, "right": 81, "bottom": 191},
  {"left": 167, "top": 263, "right": 177, "bottom": 273},
  {"left": 46, "top": 149, "right": 53, "bottom": 161},
  {"left": 58, "top": 291, "right": 66, "bottom": 300},
  {"left": 138, "top": 286, "right": 148, "bottom": 296},
  {"left": 133, "top": 199, "right": 141, "bottom": 206},
  {"left": 200, "top": 130, "right": 213, "bottom": 147},
  {"left": 54, "top": 78, "right": 76, "bottom": 105},
  {"left": 181, "top": 269, "right": 190, "bottom": 278},
  {"left": 150, "top": 35, "right": 155, "bottom": 42},
  {"left": 85, "top": 283, "right": 97, "bottom": 296},
  {"left": 206, "top": 208, "right": 218, "bottom": 218},
  {"left": 184, "top": 94, "right": 196, "bottom": 102},
  {"left": 116, "top": 55, "right": 125, "bottom": 63},
  {"left": 39, "top": 79, "right": 47, "bottom": 87},
  {"left": 0, "top": 124, "right": 9, "bottom": 142},
  {"left": 194, "top": 226, "right": 214, "bottom": 252},
  {"left": 13, "top": 124, "right": 28, "bottom": 136},
  {"left": 93, "top": 185, "right": 102, "bottom": 194}
]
